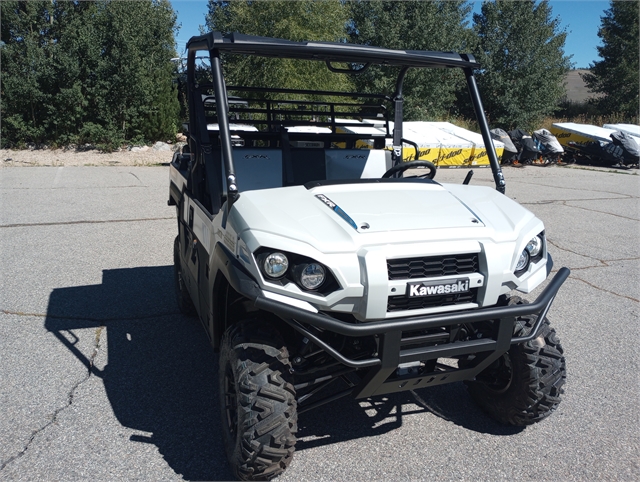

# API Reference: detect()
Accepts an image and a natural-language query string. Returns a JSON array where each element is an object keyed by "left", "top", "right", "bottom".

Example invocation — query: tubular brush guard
[{"left": 254, "top": 268, "right": 570, "bottom": 399}]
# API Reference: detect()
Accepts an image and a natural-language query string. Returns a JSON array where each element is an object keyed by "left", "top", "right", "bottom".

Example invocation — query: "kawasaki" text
[{"left": 409, "top": 279, "right": 469, "bottom": 297}]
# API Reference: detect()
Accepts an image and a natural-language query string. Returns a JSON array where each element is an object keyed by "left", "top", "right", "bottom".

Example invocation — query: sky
[{"left": 170, "top": 0, "right": 611, "bottom": 69}]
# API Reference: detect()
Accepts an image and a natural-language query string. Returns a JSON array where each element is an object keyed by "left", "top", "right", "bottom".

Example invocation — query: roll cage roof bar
[
  {"left": 187, "top": 32, "right": 481, "bottom": 69},
  {"left": 186, "top": 32, "right": 506, "bottom": 205}
]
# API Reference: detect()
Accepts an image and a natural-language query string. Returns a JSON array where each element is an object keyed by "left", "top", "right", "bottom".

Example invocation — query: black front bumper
[{"left": 254, "top": 268, "right": 570, "bottom": 399}]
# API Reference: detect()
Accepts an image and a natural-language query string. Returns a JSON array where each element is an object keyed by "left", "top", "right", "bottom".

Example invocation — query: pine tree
[
  {"left": 1, "top": 1, "right": 55, "bottom": 146},
  {"left": 48, "top": 1, "right": 102, "bottom": 145},
  {"left": 472, "top": 0, "right": 571, "bottom": 130},
  {"left": 93, "top": 0, "right": 179, "bottom": 144},
  {"left": 347, "top": 0, "right": 474, "bottom": 120},
  {"left": 582, "top": 1, "right": 639, "bottom": 119},
  {"left": 1, "top": 0, "right": 180, "bottom": 149},
  {"left": 203, "top": 0, "right": 351, "bottom": 94}
]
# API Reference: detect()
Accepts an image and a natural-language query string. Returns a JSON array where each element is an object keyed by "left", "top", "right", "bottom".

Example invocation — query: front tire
[
  {"left": 219, "top": 320, "right": 297, "bottom": 480},
  {"left": 466, "top": 296, "right": 566, "bottom": 426}
]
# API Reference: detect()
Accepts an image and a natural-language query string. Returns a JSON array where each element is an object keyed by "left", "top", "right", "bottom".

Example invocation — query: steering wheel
[{"left": 382, "top": 160, "right": 437, "bottom": 179}]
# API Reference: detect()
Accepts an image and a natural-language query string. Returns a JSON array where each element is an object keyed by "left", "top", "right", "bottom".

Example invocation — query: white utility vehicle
[{"left": 169, "top": 32, "right": 568, "bottom": 481}]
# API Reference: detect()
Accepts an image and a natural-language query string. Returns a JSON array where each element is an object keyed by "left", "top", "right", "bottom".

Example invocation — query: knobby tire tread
[
  {"left": 467, "top": 296, "right": 566, "bottom": 426},
  {"left": 220, "top": 321, "right": 297, "bottom": 481}
]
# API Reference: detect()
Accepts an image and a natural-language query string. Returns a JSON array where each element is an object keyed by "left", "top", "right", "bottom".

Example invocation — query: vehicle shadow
[
  {"left": 44, "top": 266, "right": 233, "bottom": 481},
  {"left": 295, "top": 381, "right": 522, "bottom": 452},
  {"left": 44, "top": 266, "right": 521, "bottom": 480}
]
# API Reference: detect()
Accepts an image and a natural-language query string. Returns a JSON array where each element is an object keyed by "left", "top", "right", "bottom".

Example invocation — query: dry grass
[
  {"left": 540, "top": 112, "right": 638, "bottom": 131},
  {"left": 562, "top": 69, "right": 601, "bottom": 103},
  {"left": 436, "top": 116, "right": 480, "bottom": 133}
]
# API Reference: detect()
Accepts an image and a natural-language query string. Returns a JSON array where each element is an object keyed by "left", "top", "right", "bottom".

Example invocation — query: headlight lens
[
  {"left": 263, "top": 252, "right": 289, "bottom": 278},
  {"left": 298, "top": 263, "right": 325, "bottom": 290},
  {"left": 526, "top": 235, "right": 543, "bottom": 257},
  {"left": 255, "top": 247, "right": 338, "bottom": 294},
  {"left": 515, "top": 249, "right": 529, "bottom": 272}
]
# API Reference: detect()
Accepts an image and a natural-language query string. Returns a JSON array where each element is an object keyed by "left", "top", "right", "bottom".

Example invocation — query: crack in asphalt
[
  {"left": 128, "top": 171, "right": 143, "bottom": 184},
  {"left": 522, "top": 196, "right": 634, "bottom": 205},
  {"left": 0, "top": 327, "right": 104, "bottom": 472},
  {"left": 559, "top": 201, "right": 639, "bottom": 221},
  {"left": 569, "top": 276, "right": 640, "bottom": 303},
  {"left": 0, "top": 304, "right": 183, "bottom": 472},
  {"left": 0, "top": 216, "right": 173, "bottom": 229},
  {"left": 521, "top": 198, "right": 639, "bottom": 221},
  {"left": 1, "top": 185, "right": 147, "bottom": 190},
  {"left": 546, "top": 239, "right": 634, "bottom": 267},
  {"left": 511, "top": 178, "right": 639, "bottom": 198},
  {"left": 0, "top": 309, "right": 180, "bottom": 322},
  {"left": 546, "top": 239, "right": 640, "bottom": 303}
]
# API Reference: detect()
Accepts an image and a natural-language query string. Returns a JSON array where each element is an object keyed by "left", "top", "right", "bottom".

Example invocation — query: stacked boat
[
  {"left": 336, "top": 120, "right": 505, "bottom": 168},
  {"left": 332, "top": 118, "right": 639, "bottom": 168},
  {"left": 550, "top": 123, "right": 640, "bottom": 167}
]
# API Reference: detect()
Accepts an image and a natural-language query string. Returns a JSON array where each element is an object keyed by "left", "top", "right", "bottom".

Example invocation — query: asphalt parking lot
[{"left": 1, "top": 164, "right": 638, "bottom": 481}]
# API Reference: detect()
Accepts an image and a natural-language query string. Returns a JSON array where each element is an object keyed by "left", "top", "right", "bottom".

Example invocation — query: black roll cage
[{"left": 185, "top": 32, "right": 506, "bottom": 218}]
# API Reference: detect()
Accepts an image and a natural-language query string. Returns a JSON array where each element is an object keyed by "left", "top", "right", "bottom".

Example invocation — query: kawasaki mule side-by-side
[{"left": 169, "top": 32, "right": 568, "bottom": 480}]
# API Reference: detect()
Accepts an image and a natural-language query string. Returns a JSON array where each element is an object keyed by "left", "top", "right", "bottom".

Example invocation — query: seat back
[
  {"left": 231, "top": 148, "right": 283, "bottom": 192},
  {"left": 325, "top": 149, "right": 391, "bottom": 180},
  {"left": 226, "top": 147, "right": 391, "bottom": 191}
]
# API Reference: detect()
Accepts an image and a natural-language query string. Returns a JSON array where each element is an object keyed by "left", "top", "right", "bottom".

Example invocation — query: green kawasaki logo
[{"left": 407, "top": 279, "right": 470, "bottom": 297}]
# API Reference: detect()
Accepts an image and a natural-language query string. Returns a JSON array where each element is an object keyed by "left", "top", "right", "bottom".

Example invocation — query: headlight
[
  {"left": 296, "top": 263, "right": 326, "bottom": 290},
  {"left": 526, "top": 235, "right": 543, "bottom": 257},
  {"left": 516, "top": 233, "right": 544, "bottom": 276},
  {"left": 254, "top": 247, "right": 339, "bottom": 295},
  {"left": 262, "top": 252, "right": 289, "bottom": 278},
  {"left": 515, "top": 249, "right": 530, "bottom": 273}
]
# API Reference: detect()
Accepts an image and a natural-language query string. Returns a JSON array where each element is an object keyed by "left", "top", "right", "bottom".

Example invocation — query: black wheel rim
[
  {"left": 224, "top": 364, "right": 238, "bottom": 438},
  {"left": 477, "top": 353, "right": 513, "bottom": 394}
]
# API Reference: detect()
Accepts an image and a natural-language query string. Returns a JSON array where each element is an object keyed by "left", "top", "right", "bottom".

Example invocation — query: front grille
[
  {"left": 387, "top": 288, "right": 478, "bottom": 312},
  {"left": 387, "top": 253, "right": 479, "bottom": 280}
]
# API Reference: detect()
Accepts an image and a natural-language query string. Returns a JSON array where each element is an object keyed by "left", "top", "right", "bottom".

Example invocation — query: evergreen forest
[{"left": 1, "top": 0, "right": 637, "bottom": 150}]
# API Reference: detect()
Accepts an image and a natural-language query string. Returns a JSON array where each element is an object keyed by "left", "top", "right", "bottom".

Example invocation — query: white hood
[
  {"left": 229, "top": 181, "right": 534, "bottom": 254},
  {"left": 225, "top": 179, "right": 544, "bottom": 318},
  {"left": 312, "top": 183, "right": 482, "bottom": 232}
]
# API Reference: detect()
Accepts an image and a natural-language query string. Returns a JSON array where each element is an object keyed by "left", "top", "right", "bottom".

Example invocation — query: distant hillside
[{"left": 562, "top": 69, "right": 600, "bottom": 103}]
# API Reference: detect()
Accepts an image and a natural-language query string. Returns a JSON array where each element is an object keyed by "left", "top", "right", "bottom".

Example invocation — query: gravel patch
[{"left": 1, "top": 145, "right": 178, "bottom": 168}]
